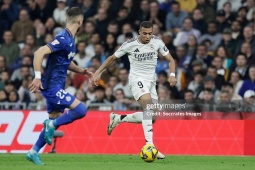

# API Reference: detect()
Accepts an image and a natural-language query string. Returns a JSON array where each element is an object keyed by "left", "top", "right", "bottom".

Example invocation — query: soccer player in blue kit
[{"left": 26, "top": 7, "right": 93, "bottom": 165}]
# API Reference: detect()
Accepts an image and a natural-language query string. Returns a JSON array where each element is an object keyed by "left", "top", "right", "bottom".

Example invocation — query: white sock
[
  {"left": 142, "top": 110, "right": 153, "bottom": 145},
  {"left": 119, "top": 112, "right": 143, "bottom": 123}
]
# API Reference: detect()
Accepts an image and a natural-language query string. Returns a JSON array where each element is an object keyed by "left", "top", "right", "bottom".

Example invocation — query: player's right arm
[
  {"left": 28, "top": 45, "right": 52, "bottom": 93},
  {"left": 93, "top": 42, "right": 128, "bottom": 86},
  {"left": 29, "top": 36, "right": 66, "bottom": 93}
]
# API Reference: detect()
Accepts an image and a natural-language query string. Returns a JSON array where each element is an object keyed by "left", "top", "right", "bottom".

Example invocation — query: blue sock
[
  {"left": 32, "top": 118, "right": 55, "bottom": 153},
  {"left": 53, "top": 103, "right": 87, "bottom": 127}
]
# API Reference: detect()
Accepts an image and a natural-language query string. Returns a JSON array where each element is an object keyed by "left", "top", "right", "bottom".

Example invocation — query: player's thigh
[
  {"left": 45, "top": 100, "right": 65, "bottom": 116},
  {"left": 42, "top": 88, "right": 76, "bottom": 113},
  {"left": 150, "top": 82, "right": 158, "bottom": 101},
  {"left": 130, "top": 80, "right": 153, "bottom": 109}
]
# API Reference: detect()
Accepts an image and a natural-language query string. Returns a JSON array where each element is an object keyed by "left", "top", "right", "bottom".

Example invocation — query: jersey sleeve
[
  {"left": 158, "top": 39, "right": 169, "bottom": 56},
  {"left": 114, "top": 42, "right": 128, "bottom": 58},
  {"left": 47, "top": 36, "right": 67, "bottom": 52}
]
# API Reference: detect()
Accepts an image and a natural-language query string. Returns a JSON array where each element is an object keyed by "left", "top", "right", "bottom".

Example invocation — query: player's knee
[{"left": 73, "top": 102, "right": 87, "bottom": 118}]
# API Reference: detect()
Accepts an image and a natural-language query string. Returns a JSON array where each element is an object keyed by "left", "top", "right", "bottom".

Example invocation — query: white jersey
[{"left": 114, "top": 35, "right": 169, "bottom": 82}]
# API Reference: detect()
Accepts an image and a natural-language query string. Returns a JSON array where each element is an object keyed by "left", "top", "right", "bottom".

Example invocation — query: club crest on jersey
[
  {"left": 150, "top": 44, "right": 154, "bottom": 49},
  {"left": 65, "top": 96, "right": 71, "bottom": 102},
  {"left": 51, "top": 39, "right": 60, "bottom": 46},
  {"left": 68, "top": 52, "right": 75, "bottom": 59}
]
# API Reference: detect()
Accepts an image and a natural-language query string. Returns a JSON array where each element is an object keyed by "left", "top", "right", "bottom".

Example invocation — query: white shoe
[
  {"left": 107, "top": 112, "right": 120, "bottom": 135},
  {"left": 157, "top": 151, "right": 165, "bottom": 159}
]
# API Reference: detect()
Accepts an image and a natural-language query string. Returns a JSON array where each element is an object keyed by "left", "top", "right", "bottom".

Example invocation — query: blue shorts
[{"left": 41, "top": 87, "right": 75, "bottom": 113}]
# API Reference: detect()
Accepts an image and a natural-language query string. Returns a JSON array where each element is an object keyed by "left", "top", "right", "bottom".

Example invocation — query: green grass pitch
[{"left": 1, "top": 154, "right": 255, "bottom": 170}]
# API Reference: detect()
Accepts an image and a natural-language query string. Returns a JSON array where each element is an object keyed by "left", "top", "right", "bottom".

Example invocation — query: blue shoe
[
  {"left": 43, "top": 119, "right": 55, "bottom": 145},
  {"left": 26, "top": 152, "right": 44, "bottom": 165}
]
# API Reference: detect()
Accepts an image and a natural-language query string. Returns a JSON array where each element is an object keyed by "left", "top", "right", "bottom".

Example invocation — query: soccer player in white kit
[{"left": 93, "top": 21, "right": 177, "bottom": 158}]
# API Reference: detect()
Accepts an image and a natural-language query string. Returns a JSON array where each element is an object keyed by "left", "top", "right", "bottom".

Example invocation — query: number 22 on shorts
[{"left": 56, "top": 89, "right": 67, "bottom": 99}]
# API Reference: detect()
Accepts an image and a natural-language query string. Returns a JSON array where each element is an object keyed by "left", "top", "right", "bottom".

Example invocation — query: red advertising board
[{"left": 0, "top": 111, "right": 255, "bottom": 155}]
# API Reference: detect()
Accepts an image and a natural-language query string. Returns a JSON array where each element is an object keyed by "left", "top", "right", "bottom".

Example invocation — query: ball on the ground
[{"left": 139, "top": 144, "right": 158, "bottom": 162}]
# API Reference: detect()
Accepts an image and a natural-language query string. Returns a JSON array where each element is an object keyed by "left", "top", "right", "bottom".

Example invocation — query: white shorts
[{"left": 129, "top": 79, "right": 158, "bottom": 101}]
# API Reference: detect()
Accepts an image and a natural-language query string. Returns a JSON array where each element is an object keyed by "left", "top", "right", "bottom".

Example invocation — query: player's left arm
[
  {"left": 164, "top": 52, "right": 177, "bottom": 86},
  {"left": 68, "top": 61, "right": 84, "bottom": 73},
  {"left": 68, "top": 61, "right": 93, "bottom": 83},
  {"left": 158, "top": 39, "right": 177, "bottom": 86}
]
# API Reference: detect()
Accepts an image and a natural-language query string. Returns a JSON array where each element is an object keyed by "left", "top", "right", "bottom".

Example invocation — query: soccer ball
[{"left": 139, "top": 144, "right": 158, "bottom": 162}]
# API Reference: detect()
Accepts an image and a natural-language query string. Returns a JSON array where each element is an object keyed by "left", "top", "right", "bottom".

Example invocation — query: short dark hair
[
  {"left": 66, "top": 7, "right": 83, "bottom": 18},
  {"left": 140, "top": 21, "right": 153, "bottom": 29},
  {"left": 95, "top": 85, "right": 105, "bottom": 92},
  {"left": 184, "top": 89, "right": 194, "bottom": 94},
  {"left": 208, "top": 21, "right": 217, "bottom": 26},
  {"left": 158, "top": 70, "right": 168, "bottom": 77},
  {"left": 250, "top": 65, "right": 255, "bottom": 69},
  {"left": 91, "top": 56, "right": 101, "bottom": 62},
  {"left": 220, "top": 90, "right": 230, "bottom": 95},
  {"left": 119, "top": 6, "right": 128, "bottom": 12},
  {"left": 108, "top": 20, "right": 118, "bottom": 26},
  {"left": 208, "top": 65, "right": 217, "bottom": 71},
  {"left": 85, "top": 20, "right": 95, "bottom": 26},
  {"left": 236, "top": 53, "right": 247, "bottom": 60},
  {"left": 78, "top": 40, "right": 86, "bottom": 45},
  {"left": 125, "top": 32, "right": 133, "bottom": 38},
  {"left": 213, "top": 56, "right": 223, "bottom": 62},
  {"left": 204, "top": 88, "right": 213, "bottom": 93},
  {"left": 171, "top": 1, "right": 180, "bottom": 6},
  {"left": 150, "top": 0, "right": 160, "bottom": 6},
  {"left": 195, "top": 70, "right": 204, "bottom": 76},
  {"left": 223, "top": 82, "right": 233, "bottom": 88},
  {"left": 203, "top": 75, "right": 215, "bottom": 83},
  {"left": 115, "top": 88, "right": 125, "bottom": 95},
  {"left": 198, "top": 43, "right": 208, "bottom": 50}
]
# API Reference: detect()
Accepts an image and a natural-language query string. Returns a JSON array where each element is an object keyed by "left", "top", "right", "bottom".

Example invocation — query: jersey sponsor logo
[
  {"left": 51, "top": 39, "right": 60, "bottom": 45},
  {"left": 134, "top": 48, "right": 139, "bottom": 52},
  {"left": 68, "top": 52, "right": 75, "bottom": 59},
  {"left": 134, "top": 52, "right": 156, "bottom": 61}
]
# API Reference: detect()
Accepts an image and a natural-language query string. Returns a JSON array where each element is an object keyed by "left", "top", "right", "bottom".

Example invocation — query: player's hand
[
  {"left": 83, "top": 69, "right": 94, "bottom": 84},
  {"left": 169, "top": 76, "right": 177, "bottom": 86},
  {"left": 28, "top": 79, "right": 44, "bottom": 93},
  {"left": 92, "top": 73, "right": 99, "bottom": 86}
]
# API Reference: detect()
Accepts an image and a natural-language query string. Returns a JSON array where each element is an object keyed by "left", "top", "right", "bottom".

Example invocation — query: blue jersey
[
  {"left": 40, "top": 28, "right": 76, "bottom": 113},
  {"left": 42, "top": 28, "right": 76, "bottom": 89}
]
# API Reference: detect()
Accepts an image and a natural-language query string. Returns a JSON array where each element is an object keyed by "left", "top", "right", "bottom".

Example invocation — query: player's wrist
[
  {"left": 170, "top": 73, "right": 175, "bottom": 77},
  {"left": 82, "top": 68, "right": 87, "bottom": 74},
  {"left": 34, "top": 71, "right": 41, "bottom": 79}
]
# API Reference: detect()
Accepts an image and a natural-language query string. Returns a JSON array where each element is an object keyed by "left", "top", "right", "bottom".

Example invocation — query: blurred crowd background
[{"left": 0, "top": 0, "right": 255, "bottom": 111}]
